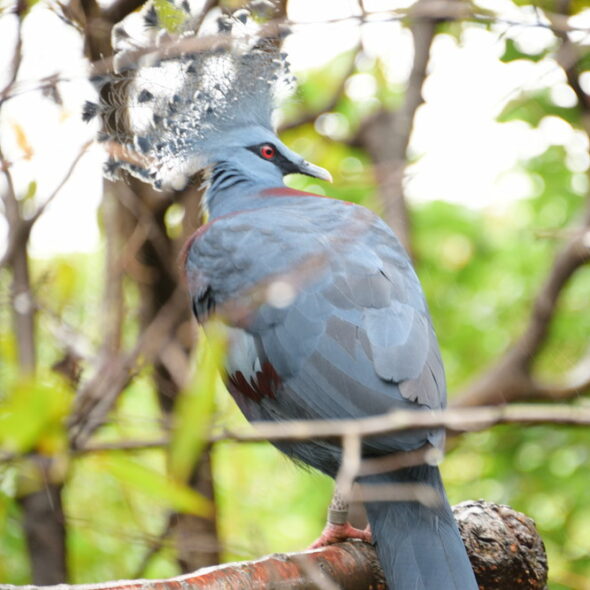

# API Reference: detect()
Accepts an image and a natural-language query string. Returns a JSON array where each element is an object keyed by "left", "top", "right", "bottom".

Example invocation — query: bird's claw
[{"left": 308, "top": 522, "right": 372, "bottom": 549}]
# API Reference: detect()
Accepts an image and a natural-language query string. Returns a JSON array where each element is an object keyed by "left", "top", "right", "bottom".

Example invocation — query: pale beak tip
[{"left": 301, "top": 160, "right": 333, "bottom": 183}]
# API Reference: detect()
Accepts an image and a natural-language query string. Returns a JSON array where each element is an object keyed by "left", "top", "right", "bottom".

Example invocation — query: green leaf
[
  {"left": 0, "top": 375, "right": 71, "bottom": 455},
  {"left": 101, "top": 454, "right": 213, "bottom": 517},
  {"left": 22, "top": 181, "right": 37, "bottom": 202},
  {"left": 169, "top": 325, "right": 225, "bottom": 483},
  {"left": 498, "top": 89, "right": 581, "bottom": 127},
  {"left": 153, "top": 0, "right": 186, "bottom": 33}
]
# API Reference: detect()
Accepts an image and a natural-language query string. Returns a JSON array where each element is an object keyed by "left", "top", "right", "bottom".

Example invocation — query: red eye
[{"left": 260, "top": 144, "right": 276, "bottom": 160}]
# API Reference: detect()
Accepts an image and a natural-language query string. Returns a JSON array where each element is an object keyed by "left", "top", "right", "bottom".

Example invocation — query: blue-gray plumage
[
  {"left": 183, "top": 129, "right": 478, "bottom": 590},
  {"left": 90, "top": 4, "right": 478, "bottom": 587}
]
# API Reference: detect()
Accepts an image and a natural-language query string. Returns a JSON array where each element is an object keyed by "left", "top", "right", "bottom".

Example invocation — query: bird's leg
[{"left": 308, "top": 489, "right": 372, "bottom": 549}]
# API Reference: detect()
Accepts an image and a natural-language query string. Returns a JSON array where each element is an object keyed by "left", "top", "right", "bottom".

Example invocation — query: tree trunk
[
  {"left": 18, "top": 461, "right": 68, "bottom": 584},
  {"left": 130, "top": 179, "right": 220, "bottom": 573}
]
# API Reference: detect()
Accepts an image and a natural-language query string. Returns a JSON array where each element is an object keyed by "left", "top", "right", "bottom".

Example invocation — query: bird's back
[{"left": 185, "top": 191, "right": 446, "bottom": 472}]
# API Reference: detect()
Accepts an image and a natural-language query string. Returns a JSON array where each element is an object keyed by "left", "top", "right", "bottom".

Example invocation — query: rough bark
[
  {"left": 18, "top": 471, "right": 67, "bottom": 586},
  {"left": 454, "top": 501, "right": 547, "bottom": 590}
]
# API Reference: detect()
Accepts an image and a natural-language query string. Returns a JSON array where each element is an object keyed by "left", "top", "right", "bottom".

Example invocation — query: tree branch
[
  {"left": 454, "top": 218, "right": 590, "bottom": 409},
  {"left": 353, "top": 0, "right": 442, "bottom": 254},
  {"left": 0, "top": 18, "right": 23, "bottom": 106},
  {"left": 0, "top": 500, "right": 547, "bottom": 590},
  {"left": 68, "top": 286, "right": 189, "bottom": 448},
  {"left": 550, "top": 0, "right": 590, "bottom": 115},
  {"left": 211, "top": 403, "right": 590, "bottom": 444},
  {"left": 0, "top": 146, "right": 36, "bottom": 373},
  {"left": 0, "top": 141, "right": 91, "bottom": 269},
  {"left": 2, "top": 402, "right": 589, "bottom": 465},
  {"left": 1, "top": 31, "right": 68, "bottom": 578}
]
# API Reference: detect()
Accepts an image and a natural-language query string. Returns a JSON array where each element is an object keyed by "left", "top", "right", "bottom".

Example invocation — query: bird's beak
[{"left": 299, "top": 160, "right": 333, "bottom": 183}]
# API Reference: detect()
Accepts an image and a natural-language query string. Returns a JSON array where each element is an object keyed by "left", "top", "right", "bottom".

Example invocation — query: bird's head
[
  {"left": 207, "top": 125, "right": 332, "bottom": 187},
  {"left": 87, "top": 2, "right": 331, "bottom": 194}
]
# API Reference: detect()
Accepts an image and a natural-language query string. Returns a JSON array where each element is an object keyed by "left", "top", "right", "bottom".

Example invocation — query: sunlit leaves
[
  {"left": 98, "top": 454, "right": 213, "bottom": 517},
  {"left": 49, "top": 259, "right": 77, "bottom": 311},
  {"left": 501, "top": 38, "right": 551, "bottom": 64},
  {"left": 153, "top": 0, "right": 186, "bottom": 33},
  {"left": 0, "top": 330, "right": 17, "bottom": 375},
  {"left": 498, "top": 89, "right": 581, "bottom": 128},
  {"left": 282, "top": 51, "right": 357, "bottom": 122},
  {"left": 0, "top": 374, "right": 71, "bottom": 455},
  {"left": 21, "top": 181, "right": 36, "bottom": 202},
  {"left": 164, "top": 203, "right": 185, "bottom": 240}
]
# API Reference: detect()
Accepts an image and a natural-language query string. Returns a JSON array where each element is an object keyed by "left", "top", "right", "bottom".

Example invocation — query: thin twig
[
  {"left": 0, "top": 142, "right": 92, "bottom": 268},
  {"left": 335, "top": 433, "right": 361, "bottom": 503},
  {"left": 4, "top": 403, "right": 590, "bottom": 464},
  {"left": 0, "top": 20, "right": 23, "bottom": 105}
]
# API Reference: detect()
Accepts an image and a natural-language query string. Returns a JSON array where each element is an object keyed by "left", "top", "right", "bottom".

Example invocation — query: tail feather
[{"left": 362, "top": 464, "right": 477, "bottom": 590}]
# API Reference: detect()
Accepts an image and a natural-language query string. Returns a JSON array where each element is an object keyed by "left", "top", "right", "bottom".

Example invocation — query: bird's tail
[{"left": 362, "top": 464, "right": 477, "bottom": 590}]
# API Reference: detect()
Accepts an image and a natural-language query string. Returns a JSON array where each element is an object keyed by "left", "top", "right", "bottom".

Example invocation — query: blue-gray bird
[{"left": 86, "top": 4, "right": 477, "bottom": 588}]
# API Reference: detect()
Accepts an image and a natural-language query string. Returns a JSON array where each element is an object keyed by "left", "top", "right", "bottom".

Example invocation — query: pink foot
[{"left": 308, "top": 522, "right": 372, "bottom": 549}]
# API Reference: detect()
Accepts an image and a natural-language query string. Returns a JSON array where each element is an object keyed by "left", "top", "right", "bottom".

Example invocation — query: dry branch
[
  {"left": 212, "top": 403, "right": 590, "bottom": 444},
  {"left": 454, "top": 224, "right": 590, "bottom": 407},
  {"left": 0, "top": 142, "right": 91, "bottom": 269},
  {"left": 3, "top": 402, "right": 589, "bottom": 464},
  {"left": 68, "top": 286, "right": 189, "bottom": 448},
  {"left": 1, "top": 3, "right": 587, "bottom": 105}
]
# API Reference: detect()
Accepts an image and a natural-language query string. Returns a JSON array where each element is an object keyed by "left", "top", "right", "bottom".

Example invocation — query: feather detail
[
  {"left": 228, "top": 362, "right": 281, "bottom": 402},
  {"left": 85, "top": 0, "right": 293, "bottom": 191}
]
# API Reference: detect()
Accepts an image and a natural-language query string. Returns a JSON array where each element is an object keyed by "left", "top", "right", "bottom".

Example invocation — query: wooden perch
[
  {"left": 453, "top": 500, "right": 547, "bottom": 590},
  {"left": 1, "top": 501, "right": 547, "bottom": 590}
]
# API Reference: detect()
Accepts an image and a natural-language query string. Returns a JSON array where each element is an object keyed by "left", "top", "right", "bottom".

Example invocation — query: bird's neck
[{"left": 204, "top": 162, "right": 285, "bottom": 219}]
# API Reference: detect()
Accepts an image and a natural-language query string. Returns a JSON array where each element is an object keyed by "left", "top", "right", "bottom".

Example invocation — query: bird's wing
[{"left": 185, "top": 198, "right": 445, "bottom": 451}]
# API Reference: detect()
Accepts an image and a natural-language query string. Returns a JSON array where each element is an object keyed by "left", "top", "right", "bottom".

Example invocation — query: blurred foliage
[
  {"left": 501, "top": 38, "right": 552, "bottom": 64},
  {"left": 499, "top": 90, "right": 581, "bottom": 128},
  {"left": 2, "top": 5, "right": 590, "bottom": 590},
  {"left": 153, "top": 0, "right": 187, "bottom": 32}
]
